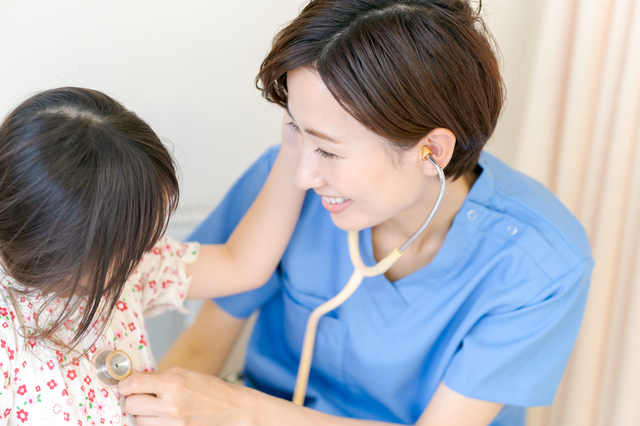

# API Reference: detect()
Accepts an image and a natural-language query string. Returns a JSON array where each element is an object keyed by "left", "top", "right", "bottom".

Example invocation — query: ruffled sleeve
[{"left": 131, "top": 237, "right": 200, "bottom": 318}]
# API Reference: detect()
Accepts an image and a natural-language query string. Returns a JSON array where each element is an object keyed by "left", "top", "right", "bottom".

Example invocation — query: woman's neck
[{"left": 371, "top": 168, "right": 478, "bottom": 282}]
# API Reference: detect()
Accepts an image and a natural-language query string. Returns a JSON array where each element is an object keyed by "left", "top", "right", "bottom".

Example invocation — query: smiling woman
[{"left": 119, "top": 2, "right": 594, "bottom": 426}]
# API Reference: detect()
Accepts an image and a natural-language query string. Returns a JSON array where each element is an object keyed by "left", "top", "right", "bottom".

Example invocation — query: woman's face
[{"left": 287, "top": 67, "right": 435, "bottom": 232}]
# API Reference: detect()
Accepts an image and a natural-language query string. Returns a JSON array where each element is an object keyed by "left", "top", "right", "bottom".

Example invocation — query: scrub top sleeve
[
  {"left": 188, "top": 145, "right": 282, "bottom": 319},
  {"left": 443, "top": 258, "right": 594, "bottom": 407}
]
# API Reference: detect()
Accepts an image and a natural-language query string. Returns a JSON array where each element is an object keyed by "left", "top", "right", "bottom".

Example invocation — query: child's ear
[{"left": 414, "top": 128, "right": 456, "bottom": 176}]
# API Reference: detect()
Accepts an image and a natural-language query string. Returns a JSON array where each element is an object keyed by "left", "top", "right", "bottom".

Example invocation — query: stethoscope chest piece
[{"left": 90, "top": 349, "right": 133, "bottom": 387}]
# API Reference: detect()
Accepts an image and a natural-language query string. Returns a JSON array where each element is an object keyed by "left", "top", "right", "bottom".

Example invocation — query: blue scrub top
[{"left": 189, "top": 146, "right": 593, "bottom": 426}]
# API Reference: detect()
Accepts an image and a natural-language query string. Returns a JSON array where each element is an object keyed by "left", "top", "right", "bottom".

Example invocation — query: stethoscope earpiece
[{"left": 91, "top": 349, "right": 133, "bottom": 388}]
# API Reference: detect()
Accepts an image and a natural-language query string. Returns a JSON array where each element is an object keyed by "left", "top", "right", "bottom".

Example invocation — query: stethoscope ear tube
[{"left": 292, "top": 157, "right": 446, "bottom": 405}]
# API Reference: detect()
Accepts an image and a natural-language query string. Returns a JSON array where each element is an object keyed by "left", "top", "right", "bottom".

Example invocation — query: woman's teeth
[{"left": 323, "top": 196, "right": 351, "bottom": 205}]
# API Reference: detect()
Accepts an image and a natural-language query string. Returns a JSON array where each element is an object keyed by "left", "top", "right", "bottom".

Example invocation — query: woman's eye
[
  {"left": 286, "top": 122, "right": 301, "bottom": 133},
  {"left": 314, "top": 147, "right": 337, "bottom": 159}
]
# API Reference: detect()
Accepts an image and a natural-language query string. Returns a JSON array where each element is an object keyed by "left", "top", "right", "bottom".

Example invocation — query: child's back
[{"left": 0, "top": 237, "right": 197, "bottom": 425}]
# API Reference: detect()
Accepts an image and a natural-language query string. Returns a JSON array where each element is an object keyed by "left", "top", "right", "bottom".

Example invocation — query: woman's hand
[{"left": 119, "top": 368, "right": 255, "bottom": 426}]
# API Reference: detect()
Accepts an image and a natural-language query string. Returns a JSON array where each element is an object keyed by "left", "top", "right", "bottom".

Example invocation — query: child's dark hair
[
  {"left": 0, "top": 87, "right": 179, "bottom": 351},
  {"left": 257, "top": 0, "right": 504, "bottom": 180}
]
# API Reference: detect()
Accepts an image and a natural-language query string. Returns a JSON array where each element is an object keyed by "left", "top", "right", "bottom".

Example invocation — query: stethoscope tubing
[{"left": 292, "top": 156, "right": 445, "bottom": 405}]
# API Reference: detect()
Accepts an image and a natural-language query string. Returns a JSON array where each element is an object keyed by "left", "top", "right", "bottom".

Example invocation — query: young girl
[{"left": 0, "top": 87, "right": 304, "bottom": 425}]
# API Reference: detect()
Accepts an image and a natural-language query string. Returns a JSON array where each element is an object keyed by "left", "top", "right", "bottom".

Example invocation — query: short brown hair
[
  {"left": 257, "top": 0, "right": 504, "bottom": 179},
  {"left": 0, "top": 87, "right": 178, "bottom": 351}
]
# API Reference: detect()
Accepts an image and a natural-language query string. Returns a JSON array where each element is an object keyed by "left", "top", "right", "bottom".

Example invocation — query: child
[{"left": 0, "top": 87, "right": 304, "bottom": 425}]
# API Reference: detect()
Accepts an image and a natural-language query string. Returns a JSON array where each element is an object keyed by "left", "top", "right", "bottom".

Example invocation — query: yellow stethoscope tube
[{"left": 292, "top": 150, "right": 446, "bottom": 405}]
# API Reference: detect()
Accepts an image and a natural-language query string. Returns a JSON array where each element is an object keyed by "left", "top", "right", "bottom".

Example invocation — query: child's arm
[{"left": 185, "top": 112, "right": 304, "bottom": 299}]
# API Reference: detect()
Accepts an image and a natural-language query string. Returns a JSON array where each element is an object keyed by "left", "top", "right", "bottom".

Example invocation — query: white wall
[
  {"left": 0, "top": 0, "right": 547, "bottom": 360},
  {"left": 0, "top": 0, "right": 304, "bottom": 234}
]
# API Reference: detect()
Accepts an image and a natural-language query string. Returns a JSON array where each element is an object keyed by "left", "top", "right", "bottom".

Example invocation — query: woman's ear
[{"left": 416, "top": 128, "right": 456, "bottom": 176}]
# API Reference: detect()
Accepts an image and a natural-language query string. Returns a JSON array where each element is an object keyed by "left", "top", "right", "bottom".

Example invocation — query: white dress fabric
[{"left": 0, "top": 237, "right": 199, "bottom": 426}]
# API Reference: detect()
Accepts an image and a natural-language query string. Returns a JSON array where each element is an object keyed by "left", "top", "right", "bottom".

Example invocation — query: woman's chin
[{"left": 328, "top": 214, "right": 371, "bottom": 233}]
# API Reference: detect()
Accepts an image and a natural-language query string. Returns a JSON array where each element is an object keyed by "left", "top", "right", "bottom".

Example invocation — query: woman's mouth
[{"left": 320, "top": 196, "right": 353, "bottom": 213}]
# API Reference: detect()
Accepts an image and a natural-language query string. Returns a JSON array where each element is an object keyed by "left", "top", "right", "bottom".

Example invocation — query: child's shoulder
[{"left": 124, "top": 236, "right": 199, "bottom": 318}]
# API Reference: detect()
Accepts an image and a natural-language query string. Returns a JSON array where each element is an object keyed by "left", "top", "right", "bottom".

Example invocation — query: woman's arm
[
  {"left": 120, "top": 371, "right": 503, "bottom": 426},
  {"left": 158, "top": 299, "right": 246, "bottom": 374},
  {"left": 185, "top": 113, "right": 304, "bottom": 299}
]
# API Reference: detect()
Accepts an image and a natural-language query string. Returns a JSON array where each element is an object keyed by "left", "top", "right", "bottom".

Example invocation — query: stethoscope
[
  {"left": 90, "top": 349, "right": 133, "bottom": 387},
  {"left": 292, "top": 146, "right": 446, "bottom": 405}
]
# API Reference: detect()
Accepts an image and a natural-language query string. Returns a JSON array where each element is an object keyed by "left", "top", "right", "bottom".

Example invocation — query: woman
[{"left": 120, "top": 1, "right": 593, "bottom": 425}]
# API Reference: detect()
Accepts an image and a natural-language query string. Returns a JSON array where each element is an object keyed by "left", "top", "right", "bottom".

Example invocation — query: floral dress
[{"left": 0, "top": 237, "right": 199, "bottom": 426}]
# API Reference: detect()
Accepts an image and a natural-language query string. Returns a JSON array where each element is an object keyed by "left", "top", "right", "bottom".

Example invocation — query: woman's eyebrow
[{"left": 285, "top": 106, "right": 341, "bottom": 144}]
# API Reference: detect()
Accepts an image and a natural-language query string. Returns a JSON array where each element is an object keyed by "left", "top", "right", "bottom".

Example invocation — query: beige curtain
[{"left": 514, "top": 0, "right": 640, "bottom": 425}]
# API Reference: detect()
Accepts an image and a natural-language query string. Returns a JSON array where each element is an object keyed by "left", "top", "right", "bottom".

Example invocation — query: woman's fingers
[{"left": 117, "top": 368, "right": 253, "bottom": 425}]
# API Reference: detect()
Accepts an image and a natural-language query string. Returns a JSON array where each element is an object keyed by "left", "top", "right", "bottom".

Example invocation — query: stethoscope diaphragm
[{"left": 90, "top": 349, "right": 133, "bottom": 388}]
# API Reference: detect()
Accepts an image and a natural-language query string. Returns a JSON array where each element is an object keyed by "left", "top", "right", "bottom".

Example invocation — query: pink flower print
[
  {"left": 47, "top": 360, "right": 55, "bottom": 370},
  {"left": 47, "top": 379, "right": 58, "bottom": 389},
  {"left": 116, "top": 301, "right": 127, "bottom": 311},
  {"left": 67, "top": 369, "right": 77, "bottom": 380},
  {"left": 72, "top": 357, "right": 80, "bottom": 366},
  {"left": 27, "top": 302, "right": 32, "bottom": 309},
  {"left": 148, "top": 280, "right": 156, "bottom": 289},
  {"left": 3, "top": 408, "right": 11, "bottom": 418},
  {"left": 128, "top": 323, "right": 136, "bottom": 331},
  {"left": 56, "top": 350, "right": 65, "bottom": 364},
  {"left": 115, "top": 330, "right": 124, "bottom": 340},
  {"left": 28, "top": 339, "right": 36, "bottom": 348},
  {"left": 21, "top": 360, "right": 26, "bottom": 368},
  {"left": 17, "top": 384, "right": 27, "bottom": 395},
  {"left": 162, "top": 280, "right": 173, "bottom": 289},
  {"left": 64, "top": 319, "right": 74, "bottom": 330},
  {"left": 7, "top": 348, "right": 14, "bottom": 360},
  {"left": 36, "top": 385, "right": 41, "bottom": 392},
  {"left": 9, "top": 310, "right": 15, "bottom": 320},
  {"left": 0, "top": 307, "right": 7, "bottom": 316},
  {"left": 140, "top": 335, "right": 147, "bottom": 346},
  {"left": 110, "top": 414, "right": 120, "bottom": 425},
  {"left": 79, "top": 306, "right": 84, "bottom": 313},
  {"left": 2, "top": 322, "right": 8, "bottom": 329},
  {"left": 62, "top": 388, "right": 68, "bottom": 396},
  {"left": 53, "top": 404, "right": 62, "bottom": 414},
  {"left": 16, "top": 408, "right": 28, "bottom": 423},
  {"left": 95, "top": 402, "right": 105, "bottom": 413},
  {"left": 81, "top": 385, "right": 85, "bottom": 391},
  {"left": 79, "top": 405, "right": 88, "bottom": 416},
  {"left": 88, "top": 388, "right": 95, "bottom": 402},
  {"left": 134, "top": 284, "right": 141, "bottom": 292},
  {"left": 64, "top": 412, "right": 70, "bottom": 421},
  {"left": 1, "top": 339, "right": 5, "bottom": 348},
  {"left": 84, "top": 375, "right": 91, "bottom": 385},
  {"left": 153, "top": 247, "right": 161, "bottom": 255},
  {"left": 90, "top": 346, "right": 97, "bottom": 354},
  {"left": 25, "top": 394, "right": 37, "bottom": 405},
  {"left": 101, "top": 388, "right": 109, "bottom": 398},
  {"left": 20, "top": 296, "right": 25, "bottom": 303}
]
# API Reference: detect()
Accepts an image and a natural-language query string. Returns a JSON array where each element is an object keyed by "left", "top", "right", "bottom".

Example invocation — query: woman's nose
[{"left": 295, "top": 143, "right": 326, "bottom": 190}]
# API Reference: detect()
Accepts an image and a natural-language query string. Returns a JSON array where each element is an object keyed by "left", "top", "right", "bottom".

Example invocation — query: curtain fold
[{"left": 515, "top": 1, "right": 640, "bottom": 425}]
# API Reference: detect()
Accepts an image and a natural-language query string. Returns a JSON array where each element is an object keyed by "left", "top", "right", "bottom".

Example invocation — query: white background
[{"left": 0, "top": 0, "right": 547, "bottom": 360}]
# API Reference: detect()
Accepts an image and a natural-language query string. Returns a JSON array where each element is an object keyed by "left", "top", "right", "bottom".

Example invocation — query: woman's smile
[{"left": 319, "top": 194, "right": 353, "bottom": 213}]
